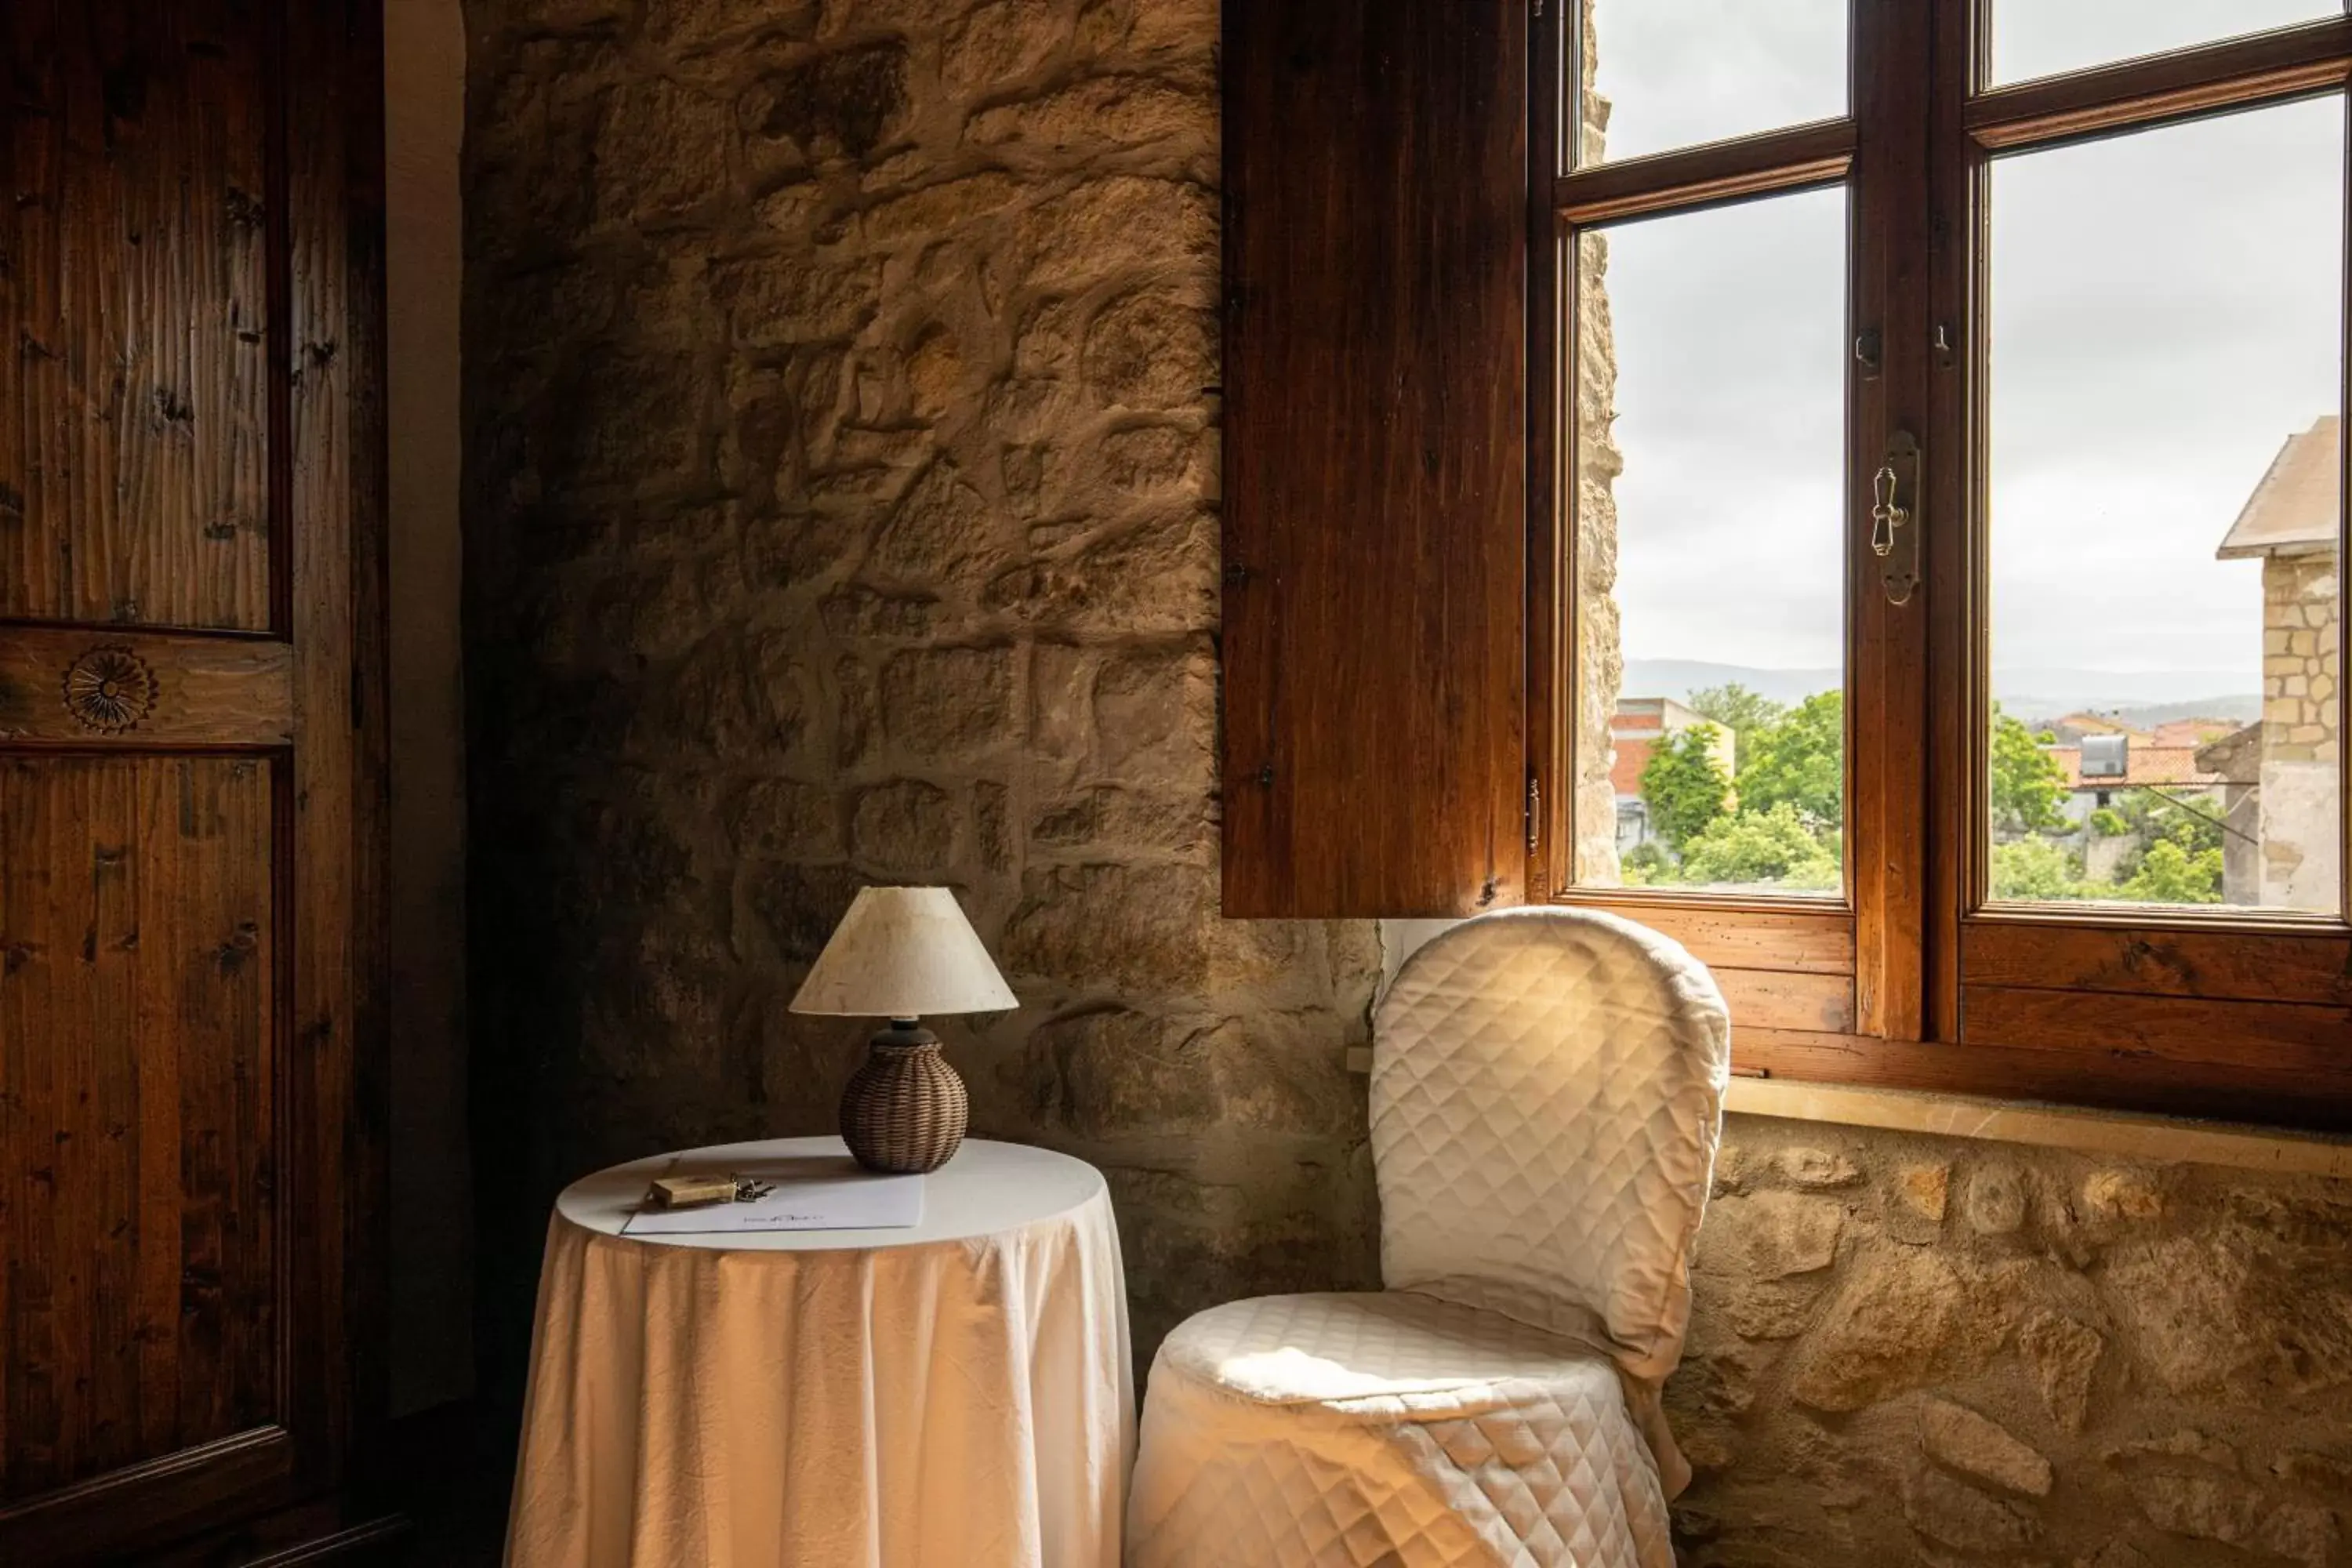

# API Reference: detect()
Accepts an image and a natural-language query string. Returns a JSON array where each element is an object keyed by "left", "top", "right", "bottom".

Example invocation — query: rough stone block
[
  {"left": 879, "top": 645, "right": 1015, "bottom": 759},
  {"left": 744, "top": 41, "right": 913, "bottom": 163},
  {"left": 849, "top": 779, "right": 957, "bottom": 874},
  {"left": 2017, "top": 1309, "right": 2103, "bottom": 1436},
  {"left": 942, "top": 0, "right": 1067, "bottom": 95},
  {"left": 1790, "top": 1247, "right": 2005, "bottom": 1412},
  {"left": 1920, "top": 1398, "right": 2053, "bottom": 1497},
  {"left": 1903, "top": 1465, "right": 2040, "bottom": 1554},
  {"left": 967, "top": 74, "right": 1211, "bottom": 151},
  {"left": 1719, "top": 1190, "right": 1845, "bottom": 1280},
  {"left": 1008, "top": 176, "right": 1214, "bottom": 290},
  {"left": 1082, "top": 286, "right": 1214, "bottom": 409},
  {"left": 1965, "top": 1161, "right": 2028, "bottom": 1236}
]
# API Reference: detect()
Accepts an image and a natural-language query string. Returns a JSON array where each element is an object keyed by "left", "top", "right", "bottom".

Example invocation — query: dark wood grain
[
  {"left": 0, "top": 757, "right": 274, "bottom": 1503},
  {"left": 0, "top": 627, "right": 294, "bottom": 746},
  {"left": 1523, "top": 0, "right": 1563, "bottom": 900},
  {"left": 1965, "top": 919, "right": 2352, "bottom": 1005},
  {"left": 1, "top": 0, "right": 276, "bottom": 632},
  {"left": 1923, "top": 0, "right": 1978, "bottom": 1043},
  {"left": 281, "top": 0, "right": 365, "bottom": 1499},
  {"left": 1968, "top": 16, "right": 2352, "bottom": 151},
  {"left": 342, "top": 0, "right": 394, "bottom": 1495},
  {"left": 1849, "top": 0, "right": 1934, "bottom": 1041},
  {"left": 1221, "top": 0, "right": 1529, "bottom": 918},
  {"left": 1962, "top": 985, "right": 2352, "bottom": 1076},
  {"left": 1553, "top": 118, "right": 1855, "bottom": 225},
  {"left": 0, "top": 1, "right": 386, "bottom": 1557}
]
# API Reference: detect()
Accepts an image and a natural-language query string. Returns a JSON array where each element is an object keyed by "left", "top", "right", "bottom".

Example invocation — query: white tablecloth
[{"left": 506, "top": 1138, "right": 1134, "bottom": 1568}]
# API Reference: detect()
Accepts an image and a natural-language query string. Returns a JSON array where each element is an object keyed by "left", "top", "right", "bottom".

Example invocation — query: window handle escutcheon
[{"left": 1872, "top": 431, "right": 1921, "bottom": 607}]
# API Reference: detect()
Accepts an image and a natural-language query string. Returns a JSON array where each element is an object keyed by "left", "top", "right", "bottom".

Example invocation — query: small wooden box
[{"left": 648, "top": 1173, "right": 738, "bottom": 1210}]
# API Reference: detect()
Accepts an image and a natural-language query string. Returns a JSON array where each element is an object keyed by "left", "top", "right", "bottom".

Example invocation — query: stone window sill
[
  {"left": 1724, "top": 1075, "right": 2352, "bottom": 1178},
  {"left": 1346, "top": 1041, "right": 2351, "bottom": 1174}
]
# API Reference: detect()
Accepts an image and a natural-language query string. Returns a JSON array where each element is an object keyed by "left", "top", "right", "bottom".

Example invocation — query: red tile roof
[{"left": 2051, "top": 744, "right": 2224, "bottom": 789}]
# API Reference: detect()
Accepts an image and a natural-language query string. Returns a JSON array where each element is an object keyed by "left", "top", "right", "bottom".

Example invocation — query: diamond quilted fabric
[{"left": 1128, "top": 910, "right": 1729, "bottom": 1567}]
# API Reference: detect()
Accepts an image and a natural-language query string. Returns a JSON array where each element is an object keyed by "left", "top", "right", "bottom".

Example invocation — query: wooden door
[{"left": 0, "top": 1, "right": 387, "bottom": 1560}]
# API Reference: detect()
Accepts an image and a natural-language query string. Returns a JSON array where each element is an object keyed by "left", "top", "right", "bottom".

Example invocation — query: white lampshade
[{"left": 789, "top": 886, "right": 1018, "bottom": 1020}]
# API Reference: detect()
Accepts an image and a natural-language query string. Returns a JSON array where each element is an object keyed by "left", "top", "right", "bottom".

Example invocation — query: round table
[{"left": 505, "top": 1138, "right": 1134, "bottom": 1568}]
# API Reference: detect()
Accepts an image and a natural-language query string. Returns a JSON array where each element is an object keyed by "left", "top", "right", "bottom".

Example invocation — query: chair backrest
[{"left": 1370, "top": 908, "right": 1730, "bottom": 1383}]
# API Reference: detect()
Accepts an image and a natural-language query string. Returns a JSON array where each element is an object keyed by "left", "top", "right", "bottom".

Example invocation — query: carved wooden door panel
[{"left": 0, "top": 1, "right": 384, "bottom": 1560}]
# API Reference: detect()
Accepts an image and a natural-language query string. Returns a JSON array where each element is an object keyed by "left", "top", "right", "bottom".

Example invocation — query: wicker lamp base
[{"left": 839, "top": 1022, "right": 969, "bottom": 1174}]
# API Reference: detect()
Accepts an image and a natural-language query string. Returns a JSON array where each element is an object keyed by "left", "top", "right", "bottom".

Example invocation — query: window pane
[
  {"left": 1577, "top": 0, "right": 1846, "bottom": 167},
  {"left": 1573, "top": 190, "right": 1848, "bottom": 896},
  {"left": 1985, "top": 100, "right": 2343, "bottom": 916},
  {"left": 1988, "top": 2, "right": 2336, "bottom": 88}
]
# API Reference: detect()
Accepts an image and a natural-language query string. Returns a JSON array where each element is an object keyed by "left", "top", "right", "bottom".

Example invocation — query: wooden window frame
[{"left": 1528, "top": 4, "right": 2352, "bottom": 1130}]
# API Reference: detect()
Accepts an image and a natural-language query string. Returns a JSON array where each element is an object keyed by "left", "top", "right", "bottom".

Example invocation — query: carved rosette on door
[{"left": 60, "top": 645, "right": 158, "bottom": 733}]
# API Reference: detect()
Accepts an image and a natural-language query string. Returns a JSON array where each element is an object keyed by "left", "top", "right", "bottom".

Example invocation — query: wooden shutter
[
  {"left": 1220, "top": 0, "right": 1530, "bottom": 918},
  {"left": 0, "top": 2, "right": 388, "bottom": 1559}
]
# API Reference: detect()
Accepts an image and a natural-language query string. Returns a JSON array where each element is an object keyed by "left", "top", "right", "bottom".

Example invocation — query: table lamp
[{"left": 789, "top": 886, "right": 1018, "bottom": 1174}]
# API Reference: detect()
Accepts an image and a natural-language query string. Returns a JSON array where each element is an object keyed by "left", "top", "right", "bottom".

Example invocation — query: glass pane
[
  {"left": 1577, "top": 0, "right": 1846, "bottom": 167},
  {"left": 1986, "top": 100, "right": 2343, "bottom": 916},
  {"left": 1573, "top": 189, "right": 1848, "bottom": 896},
  {"left": 1989, "top": 2, "right": 2336, "bottom": 88}
]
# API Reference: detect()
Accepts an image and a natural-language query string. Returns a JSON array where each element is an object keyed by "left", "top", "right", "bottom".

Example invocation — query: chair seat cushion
[{"left": 1130, "top": 1292, "right": 1675, "bottom": 1568}]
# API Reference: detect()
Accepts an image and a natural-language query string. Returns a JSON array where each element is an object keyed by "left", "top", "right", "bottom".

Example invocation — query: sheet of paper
[{"left": 621, "top": 1153, "right": 925, "bottom": 1236}]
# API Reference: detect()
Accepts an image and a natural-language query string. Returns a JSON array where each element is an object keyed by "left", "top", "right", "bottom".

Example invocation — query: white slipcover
[{"left": 1129, "top": 909, "right": 1730, "bottom": 1568}]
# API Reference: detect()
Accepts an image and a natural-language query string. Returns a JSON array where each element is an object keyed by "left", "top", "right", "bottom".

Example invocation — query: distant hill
[
  {"left": 1621, "top": 660, "right": 1839, "bottom": 708},
  {"left": 1622, "top": 658, "right": 2259, "bottom": 727},
  {"left": 2026, "top": 695, "right": 2262, "bottom": 730}
]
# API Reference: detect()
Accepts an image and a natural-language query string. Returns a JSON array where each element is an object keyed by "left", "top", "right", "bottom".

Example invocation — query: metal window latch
[{"left": 1871, "top": 430, "right": 1921, "bottom": 607}]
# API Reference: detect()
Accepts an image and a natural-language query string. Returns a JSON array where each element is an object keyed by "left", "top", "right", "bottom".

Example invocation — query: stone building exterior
[
  {"left": 2217, "top": 415, "right": 2343, "bottom": 913},
  {"left": 460, "top": 1, "right": 2352, "bottom": 1562}
]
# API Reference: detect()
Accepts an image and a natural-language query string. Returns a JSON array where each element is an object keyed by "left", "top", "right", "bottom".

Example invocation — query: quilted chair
[{"left": 1127, "top": 908, "right": 1731, "bottom": 1568}]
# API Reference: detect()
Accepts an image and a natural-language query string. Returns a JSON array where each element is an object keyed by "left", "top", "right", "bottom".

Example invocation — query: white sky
[{"left": 1590, "top": 1, "right": 2343, "bottom": 689}]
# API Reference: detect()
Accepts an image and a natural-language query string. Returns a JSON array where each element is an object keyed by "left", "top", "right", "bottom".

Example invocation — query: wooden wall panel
[
  {"left": 0, "top": 0, "right": 274, "bottom": 633},
  {"left": 0, "top": 755, "right": 275, "bottom": 1502},
  {"left": 1220, "top": 0, "right": 1530, "bottom": 917}
]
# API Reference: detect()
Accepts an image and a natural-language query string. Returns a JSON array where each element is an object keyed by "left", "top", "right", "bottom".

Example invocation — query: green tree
[
  {"left": 2117, "top": 838, "right": 2223, "bottom": 904},
  {"left": 1620, "top": 840, "right": 1672, "bottom": 887},
  {"left": 1686, "top": 682, "right": 1788, "bottom": 771},
  {"left": 1639, "top": 723, "right": 1731, "bottom": 851},
  {"left": 1736, "top": 691, "right": 1843, "bottom": 829},
  {"left": 1990, "top": 707, "right": 2069, "bottom": 834},
  {"left": 1990, "top": 838, "right": 2082, "bottom": 900},
  {"left": 2135, "top": 793, "right": 2225, "bottom": 860},
  {"left": 1677, "top": 802, "right": 1841, "bottom": 890}
]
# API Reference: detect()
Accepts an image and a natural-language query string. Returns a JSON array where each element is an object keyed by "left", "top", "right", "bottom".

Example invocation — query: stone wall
[
  {"left": 1572, "top": 15, "right": 1627, "bottom": 887},
  {"left": 2259, "top": 548, "right": 2341, "bottom": 910},
  {"left": 1675, "top": 1115, "right": 2352, "bottom": 1568},
  {"left": 460, "top": 0, "right": 1380, "bottom": 1385}
]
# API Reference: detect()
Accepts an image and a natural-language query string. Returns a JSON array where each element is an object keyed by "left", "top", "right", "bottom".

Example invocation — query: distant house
[
  {"left": 1611, "top": 698, "right": 1737, "bottom": 851},
  {"left": 2038, "top": 728, "right": 2234, "bottom": 882},
  {"left": 2215, "top": 414, "right": 2342, "bottom": 910},
  {"left": 2046, "top": 740, "right": 2227, "bottom": 802}
]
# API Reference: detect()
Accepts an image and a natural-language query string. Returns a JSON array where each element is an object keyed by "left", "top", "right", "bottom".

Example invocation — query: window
[{"left": 1540, "top": 4, "right": 2352, "bottom": 1122}]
